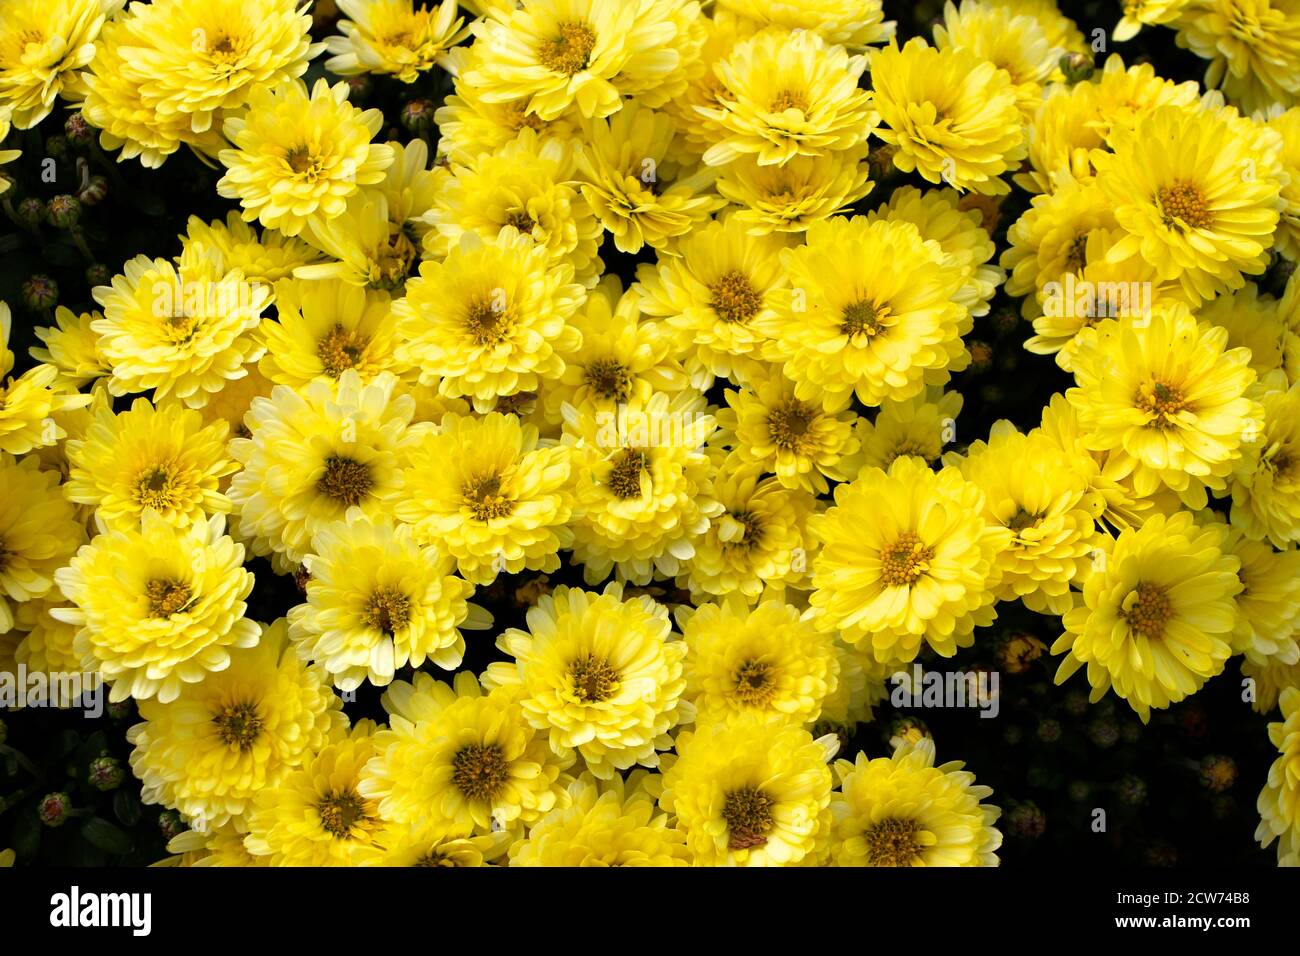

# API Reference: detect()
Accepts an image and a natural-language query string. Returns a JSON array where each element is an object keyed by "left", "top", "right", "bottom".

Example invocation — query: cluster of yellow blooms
[{"left": 1, "top": 0, "right": 1299, "bottom": 867}]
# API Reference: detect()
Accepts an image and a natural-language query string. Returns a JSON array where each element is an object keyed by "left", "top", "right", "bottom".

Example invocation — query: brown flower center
[
  {"left": 537, "top": 21, "right": 596, "bottom": 76},
  {"left": 503, "top": 209, "right": 535, "bottom": 232},
  {"left": 464, "top": 297, "right": 513, "bottom": 346},
  {"left": 767, "top": 400, "right": 814, "bottom": 451},
  {"left": 213, "top": 701, "right": 262, "bottom": 751},
  {"left": 1005, "top": 508, "right": 1040, "bottom": 532},
  {"left": 463, "top": 473, "right": 514, "bottom": 521},
  {"left": 1122, "top": 581, "right": 1172, "bottom": 639},
  {"left": 709, "top": 270, "right": 764, "bottom": 325},
  {"left": 569, "top": 654, "right": 619, "bottom": 703},
  {"left": 1157, "top": 180, "right": 1211, "bottom": 231},
  {"left": 146, "top": 579, "right": 193, "bottom": 617},
  {"left": 364, "top": 585, "right": 411, "bottom": 634},
  {"left": 842, "top": 300, "right": 888, "bottom": 338},
  {"left": 585, "top": 358, "right": 632, "bottom": 402},
  {"left": 135, "top": 466, "right": 178, "bottom": 510},
  {"left": 880, "top": 532, "right": 933, "bottom": 587},
  {"left": 732, "top": 660, "right": 775, "bottom": 705},
  {"left": 317, "top": 324, "right": 369, "bottom": 377},
  {"left": 451, "top": 744, "right": 510, "bottom": 803},
  {"left": 607, "top": 447, "right": 649, "bottom": 499},
  {"left": 286, "top": 147, "right": 323, "bottom": 177},
  {"left": 864, "top": 817, "right": 923, "bottom": 867},
  {"left": 1136, "top": 380, "right": 1188, "bottom": 428},
  {"left": 317, "top": 788, "right": 377, "bottom": 840},
  {"left": 723, "top": 787, "right": 775, "bottom": 850},
  {"left": 317, "top": 455, "right": 373, "bottom": 507}
]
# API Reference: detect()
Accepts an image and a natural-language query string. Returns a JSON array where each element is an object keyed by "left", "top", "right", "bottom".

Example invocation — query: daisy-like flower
[
  {"left": 259, "top": 279, "right": 406, "bottom": 388},
  {"left": 1215, "top": 521, "right": 1300, "bottom": 667},
  {"left": 63, "top": 398, "right": 235, "bottom": 530},
  {"left": 561, "top": 389, "right": 723, "bottom": 586},
  {"left": 509, "top": 772, "right": 690, "bottom": 866},
  {"left": 0, "top": 454, "right": 84, "bottom": 633},
  {"left": 289, "top": 515, "right": 491, "bottom": 689},
  {"left": 576, "top": 101, "right": 725, "bottom": 254},
  {"left": 660, "top": 712, "right": 837, "bottom": 866},
  {"left": 296, "top": 190, "right": 420, "bottom": 292},
  {"left": 755, "top": 216, "right": 971, "bottom": 411},
  {"left": 244, "top": 722, "right": 386, "bottom": 866},
  {"left": 984, "top": 0, "right": 1088, "bottom": 53},
  {"left": 715, "top": 366, "right": 859, "bottom": 494},
  {"left": 848, "top": 387, "right": 963, "bottom": 472},
  {"left": 634, "top": 217, "right": 788, "bottom": 389},
  {"left": 2, "top": 305, "right": 92, "bottom": 456},
  {"left": 933, "top": 0, "right": 1059, "bottom": 120},
  {"left": 397, "top": 412, "right": 573, "bottom": 584},
  {"left": 484, "top": 582, "right": 688, "bottom": 778},
  {"left": 394, "top": 227, "right": 585, "bottom": 410},
  {"left": 53, "top": 511, "right": 260, "bottom": 703},
  {"left": 1200, "top": 282, "right": 1296, "bottom": 382},
  {"left": 712, "top": 0, "right": 894, "bottom": 50},
  {"left": 830, "top": 738, "right": 1001, "bottom": 866},
  {"left": 716, "top": 144, "right": 874, "bottom": 236},
  {"left": 91, "top": 245, "right": 270, "bottom": 408},
  {"left": 1231, "top": 377, "right": 1300, "bottom": 546},
  {"left": 1243, "top": 658, "right": 1300, "bottom": 715},
  {"left": 1014, "top": 78, "right": 1103, "bottom": 195},
  {"left": 1267, "top": 105, "right": 1300, "bottom": 264},
  {"left": 1002, "top": 176, "right": 1117, "bottom": 305},
  {"left": 464, "top": 0, "right": 704, "bottom": 121},
  {"left": 0, "top": 0, "right": 117, "bottom": 129},
  {"left": 181, "top": 214, "right": 324, "bottom": 284},
  {"left": 1115, "top": 0, "right": 1192, "bottom": 41},
  {"left": 127, "top": 619, "right": 346, "bottom": 829},
  {"left": 30, "top": 307, "right": 109, "bottom": 391},
  {"left": 359, "top": 672, "right": 573, "bottom": 837},
  {"left": 870, "top": 38, "right": 1027, "bottom": 196},
  {"left": 1085, "top": 54, "right": 1202, "bottom": 144},
  {"left": 12, "top": 600, "right": 101, "bottom": 706},
  {"left": 378, "top": 826, "right": 510, "bottom": 867},
  {"left": 947, "top": 421, "right": 1101, "bottom": 616},
  {"left": 373, "top": 139, "right": 441, "bottom": 238},
  {"left": 1067, "top": 304, "right": 1263, "bottom": 510},
  {"left": 217, "top": 79, "right": 394, "bottom": 238},
  {"left": 1176, "top": 0, "right": 1300, "bottom": 114},
  {"left": 808, "top": 455, "right": 1009, "bottom": 663},
  {"left": 163, "top": 825, "right": 266, "bottom": 867},
  {"left": 325, "top": 0, "right": 468, "bottom": 83},
  {"left": 1093, "top": 104, "right": 1286, "bottom": 304},
  {"left": 695, "top": 27, "right": 876, "bottom": 168},
  {"left": 678, "top": 596, "right": 838, "bottom": 726},
  {"left": 1257, "top": 686, "right": 1300, "bottom": 865},
  {"left": 1053, "top": 511, "right": 1241, "bottom": 722},
  {"left": 229, "top": 370, "right": 418, "bottom": 571}
]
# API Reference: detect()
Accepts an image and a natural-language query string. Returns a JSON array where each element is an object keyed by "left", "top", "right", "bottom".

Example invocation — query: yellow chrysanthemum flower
[
  {"left": 713, "top": 0, "right": 893, "bottom": 50},
  {"left": 1115, "top": 0, "right": 1191, "bottom": 41},
  {"left": 933, "top": 0, "right": 1058, "bottom": 120},
  {"left": 325, "top": 0, "right": 468, "bottom": 83},
  {"left": 1003, "top": 176, "right": 1117, "bottom": 303},
  {"left": 378, "top": 826, "right": 510, "bottom": 867},
  {"left": 0, "top": 0, "right": 117, "bottom": 129},
  {"left": 289, "top": 514, "right": 490, "bottom": 689},
  {"left": 1257, "top": 686, "right": 1300, "bottom": 865},
  {"left": 755, "top": 216, "right": 971, "bottom": 410},
  {"left": 808, "top": 455, "right": 1009, "bottom": 663},
  {"left": 394, "top": 227, "right": 584, "bottom": 410},
  {"left": 847, "top": 387, "right": 963, "bottom": 472},
  {"left": 127, "top": 619, "right": 346, "bottom": 829},
  {"left": 12, "top": 599, "right": 101, "bottom": 706},
  {"left": 1266, "top": 105, "right": 1300, "bottom": 263},
  {"left": 484, "top": 582, "right": 688, "bottom": 778},
  {"left": 397, "top": 412, "right": 573, "bottom": 584},
  {"left": 1067, "top": 304, "right": 1263, "bottom": 510},
  {"left": 1176, "top": 0, "right": 1300, "bottom": 114},
  {"left": 1244, "top": 658, "right": 1300, "bottom": 715},
  {"left": 0, "top": 454, "right": 84, "bottom": 633},
  {"left": 229, "top": 370, "right": 418, "bottom": 571},
  {"left": 695, "top": 27, "right": 876, "bottom": 168},
  {"left": 984, "top": 0, "right": 1087, "bottom": 53},
  {"left": 830, "top": 738, "right": 1001, "bottom": 866},
  {"left": 871, "top": 38, "right": 1027, "bottom": 196},
  {"left": 716, "top": 144, "right": 874, "bottom": 236},
  {"left": 181, "top": 214, "right": 325, "bottom": 284},
  {"left": 1213, "top": 520, "right": 1300, "bottom": 667},
  {"left": 296, "top": 190, "right": 420, "bottom": 292},
  {"left": 1014, "top": 79, "right": 1103, "bottom": 195},
  {"left": 1084, "top": 53, "right": 1201, "bottom": 144},
  {"left": 660, "top": 713, "right": 837, "bottom": 867},
  {"left": 162, "top": 825, "right": 267, "bottom": 867},
  {"left": 30, "top": 307, "right": 109, "bottom": 391},
  {"left": 1200, "top": 282, "right": 1297, "bottom": 382},
  {"left": 217, "top": 79, "right": 394, "bottom": 238},
  {"left": 1231, "top": 376, "right": 1300, "bottom": 546},
  {"left": 53, "top": 511, "right": 259, "bottom": 703},
  {"left": 2, "top": 306, "right": 92, "bottom": 455},
  {"left": 373, "top": 139, "right": 441, "bottom": 239},
  {"left": 359, "top": 671, "right": 573, "bottom": 837},
  {"left": 0, "top": 106, "right": 18, "bottom": 192},
  {"left": 1053, "top": 510, "right": 1241, "bottom": 722}
]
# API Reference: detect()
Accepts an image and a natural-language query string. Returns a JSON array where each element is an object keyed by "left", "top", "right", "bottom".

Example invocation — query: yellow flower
[
  {"left": 1231, "top": 376, "right": 1300, "bottom": 546},
  {"left": 984, "top": 0, "right": 1087, "bottom": 53},
  {"left": 217, "top": 79, "right": 394, "bottom": 238},
  {"left": 807, "top": 455, "right": 1009, "bottom": 663},
  {"left": 1258, "top": 686, "right": 1300, "bottom": 865},
  {"left": 485, "top": 582, "right": 688, "bottom": 778},
  {"left": 509, "top": 772, "right": 690, "bottom": 866},
  {"left": 1115, "top": 0, "right": 1191, "bottom": 41},
  {"left": 64, "top": 397, "right": 234, "bottom": 530},
  {"left": 289, "top": 514, "right": 490, "bottom": 689},
  {"left": 378, "top": 826, "right": 510, "bottom": 866},
  {"left": 1014, "top": 79, "right": 1103, "bottom": 195},
  {"left": 830, "top": 738, "right": 1001, "bottom": 866},
  {"left": 696, "top": 27, "right": 876, "bottom": 168},
  {"left": 374, "top": 139, "right": 442, "bottom": 236},
  {"left": 871, "top": 38, "right": 1027, "bottom": 195},
  {"left": 0, "top": 106, "right": 18, "bottom": 190},
  {"left": 1267, "top": 105, "right": 1300, "bottom": 264},
  {"left": 716, "top": 145, "right": 874, "bottom": 236},
  {"left": 30, "top": 307, "right": 109, "bottom": 390},
  {"left": 1243, "top": 658, "right": 1300, "bottom": 715},
  {"left": 755, "top": 216, "right": 971, "bottom": 410},
  {"left": 12, "top": 599, "right": 101, "bottom": 706},
  {"left": 2, "top": 305, "right": 92, "bottom": 455},
  {"left": 1067, "top": 304, "right": 1263, "bottom": 510},
  {"left": 1176, "top": 0, "right": 1300, "bottom": 114},
  {"left": 396, "top": 412, "right": 573, "bottom": 584},
  {"left": 127, "top": 619, "right": 346, "bottom": 829},
  {"left": 359, "top": 671, "right": 572, "bottom": 836},
  {"left": 0, "top": 454, "right": 84, "bottom": 633},
  {"left": 660, "top": 713, "right": 837, "bottom": 866},
  {"left": 163, "top": 824, "right": 266, "bottom": 867},
  {"left": 1002, "top": 175, "right": 1117, "bottom": 304},
  {"left": 325, "top": 0, "right": 468, "bottom": 83},
  {"left": 1200, "top": 281, "right": 1297, "bottom": 382},
  {"left": 296, "top": 190, "right": 421, "bottom": 292},
  {"left": 0, "top": 0, "right": 117, "bottom": 128},
  {"left": 1085, "top": 53, "right": 1200, "bottom": 143},
  {"left": 1216, "top": 520, "right": 1300, "bottom": 666},
  {"left": 712, "top": 0, "right": 894, "bottom": 50},
  {"left": 180, "top": 213, "right": 325, "bottom": 284},
  {"left": 933, "top": 0, "right": 1059, "bottom": 120},
  {"left": 394, "top": 227, "right": 585, "bottom": 410},
  {"left": 1053, "top": 511, "right": 1241, "bottom": 722},
  {"left": 229, "top": 370, "right": 419, "bottom": 571},
  {"left": 847, "top": 386, "right": 962, "bottom": 472}
]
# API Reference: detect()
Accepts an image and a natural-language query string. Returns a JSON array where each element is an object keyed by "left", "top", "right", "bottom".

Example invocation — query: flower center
[
  {"left": 1065, "top": 233, "right": 1088, "bottom": 272},
  {"left": 464, "top": 297, "right": 513, "bottom": 346},
  {"left": 213, "top": 701, "right": 262, "bottom": 751},
  {"left": 584, "top": 358, "right": 632, "bottom": 402},
  {"left": 732, "top": 660, "right": 775, "bottom": 705},
  {"left": 1268, "top": 448, "right": 1294, "bottom": 479},
  {"left": 607, "top": 447, "right": 649, "bottom": 499},
  {"left": 371, "top": 231, "right": 418, "bottom": 292},
  {"left": 135, "top": 465, "right": 178, "bottom": 510},
  {"left": 451, "top": 744, "right": 510, "bottom": 803},
  {"left": 723, "top": 787, "right": 774, "bottom": 850},
  {"left": 842, "top": 300, "right": 888, "bottom": 338},
  {"left": 145, "top": 579, "right": 193, "bottom": 617},
  {"left": 569, "top": 654, "right": 619, "bottom": 703},
  {"left": 504, "top": 100, "right": 545, "bottom": 132},
  {"left": 864, "top": 817, "right": 923, "bottom": 867},
  {"left": 317, "top": 325, "right": 369, "bottom": 377},
  {"left": 538, "top": 21, "right": 596, "bottom": 76},
  {"left": 769, "top": 88, "right": 809, "bottom": 113},
  {"left": 1136, "top": 380, "right": 1187, "bottom": 427},
  {"left": 767, "top": 400, "right": 814, "bottom": 451},
  {"left": 503, "top": 209, "right": 534, "bottom": 232},
  {"left": 709, "top": 270, "right": 764, "bottom": 324},
  {"left": 1005, "top": 508, "right": 1040, "bottom": 532},
  {"left": 286, "top": 146, "right": 323, "bottom": 177},
  {"left": 880, "top": 532, "right": 933, "bottom": 587},
  {"left": 317, "top": 455, "right": 373, "bottom": 507},
  {"left": 1157, "top": 180, "right": 1211, "bottom": 231},
  {"left": 1122, "top": 581, "right": 1172, "bottom": 639},
  {"left": 208, "top": 32, "right": 245, "bottom": 64},
  {"left": 722, "top": 510, "right": 762, "bottom": 552},
  {"left": 317, "top": 788, "right": 376, "bottom": 840},
  {"left": 364, "top": 585, "right": 411, "bottom": 634},
  {"left": 414, "top": 851, "right": 461, "bottom": 867},
  {"left": 883, "top": 440, "right": 931, "bottom": 466},
  {"left": 0, "top": 537, "right": 9, "bottom": 574},
  {"left": 463, "top": 473, "right": 514, "bottom": 521}
]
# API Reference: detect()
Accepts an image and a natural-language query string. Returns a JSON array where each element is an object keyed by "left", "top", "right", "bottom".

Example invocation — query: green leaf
[
  {"left": 12, "top": 805, "right": 40, "bottom": 861},
  {"left": 80, "top": 816, "right": 133, "bottom": 856},
  {"left": 113, "top": 789, "right": 142, "bottom": 827}
]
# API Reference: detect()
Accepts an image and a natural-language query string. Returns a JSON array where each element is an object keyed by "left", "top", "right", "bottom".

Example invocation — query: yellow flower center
[
  {"left": 880, "top": 532, "right": 933, "bottom": 587},
  {"left": 709, "top": 270, "right": 764, "bottom": 324},
  {"left": 1268, "top": 448, "right": 1294, "bottom": 479},
  {"left": 464, "top": 297, "right": 513, "bottom": 346},
  {"left": 135, "top": 465, "right": 179, "bottom": 510},
  {"left": 769, "top": 88, "right": 810, "bottom": 114},
  {"left": 286, "top": 146, "right": 324, "bottom": 178},
  {"left": 721, "top": 510, "right": 762, "bottom": 552},
  {"left": 317, "top": 455, "right": 373, "bottom": 507},
  {"left": 463, "top": 473, "right": 514, "bottom": 521},
  {"left": 723, "top": 787, "right": 775, "bottom": 850},
  {"left": 842, "top": 300, "right": 888, "bottom": 338},
  {"left": 864, "top": 817, "right": 923, "bottom": 867},
  {"left": 364, "top": 585, "right": 411, "bottom": 634},
  {"left": 569, "top": 654, "right": 620, "bottom": 703},
  {"left": 537, "top": 21, "right": 596, "bottom": 76},
  {"left": 503, "top": 209, "right": 535, "bottom": 232},
  {"left": 883, "top": 440, "right": 931, "bottom": 466},
  {"left": 767, "top": 399, "right": 814, "bottom": 451},
  {"left": 317, "top": 788, "right": 376, "bottom": 840},
  {"left": 584, "top": 358, "right": 632, "bottom": 402},
  {"left": 213, "top": 701, "right": 262, "bottom": 751},
  {"left": 607, "top": 447, "right": 649, "bottom": 499},
  {"left": 504, "top": 100, "right": 545, "bottom": 132},
  {"left": 317, "top": 324, "right": 369, "bottom": 378},
  {"left": 145, "top": 579, "right": 193, "bottom": 618},
  {"left": 1157, "top": 180, "right": 1211, "bottom": 231},
  {"left": 1005, "top": 508, "right": 1040, "bottom": 532},
  {"left": 1065, "top": 233, "right": 1088, "bottom": 272},
  {"left": 1121, "top": 581, "right": 1173, "bottom": 639},
  {"left": 207, "top": 32, "right": 247, "bottom": 65},
  {"left": 732, "top": 660, "right": 776, "bottom": 705},
  {"left": 1136, "top": 380, "right": 1188, "bottom": 428},
  {"left": 451, "top": 744, "right": 510, "bottom": 803},
  {"left": 495, "top": 391, "right": 536, "bottom": 416},
  {"left": 414, "top": 851, "right": 461, "bottom": 867},
  {"left": 371, "top": 231, "right": 418, "bottom": 292}
]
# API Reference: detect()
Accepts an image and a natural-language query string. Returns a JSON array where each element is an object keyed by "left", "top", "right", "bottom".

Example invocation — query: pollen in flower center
[
  {"left": 317, "top": 455, "right": 374, "bottom": 507},
  {"left": 364, "top": 585, "right": 411, "bottom": 634},
  {"left": 1136, "top": 380, "right": 1188, "bottom": 427},
  {"left": 723, "top": 786, "right": 775, "bottom": 850},
  {"left": 464, "top": 297, "right": 513, "bottom": 346},
  {"left": 770, "top": 88, "right": 810, "bottom": 114},
  {"left": 767, "top": 399, "right": 814, "bottom": 450},
  {"left": 503, "top": 209, "right": 535, "bottom": 232},
  {"left": 1122, "top": 581, "right": 1173, "bottom": 639},
  {"left": 607, "top": 447, "right": 649, "bottom": 499},
  {"left": 146, "top": 578, "right": 193, "bottom": 617},
  {"left": 732, "top": 660, "right": 775, "bottom": 705},
  {"left": 135, "top": 465, "right": 178, "bottom": 509},
  {"left": 569, "top": 653, "right": 620, "bottom": 703},
  {"left": 0, "top": 537, "right": 9, "bottom": 573},
  {"left": 842, "top": 300, "right": 888, "bottom": 338},
  {"left": 286, "top": 146, "right": 322, "bottom": 177},
  {"left": 864, "top": 816, "right": 923, "bottom": 867},
  {"left": 451, "top": 743, "right": 510, "bottom": 802},
  {"left": 317, "top": 324, "right": 369, "bottom": 377},
  {"left": 317, "top": 788, "right": 374, "bottom": 839},
  {"left": 709, "top": 270, "right": 764, "bottom": 324},
  {"left": 1005, "top": 508, "right": 1040, "bottom": 532},
  {"left": 538, "top": 21, "right": 596, "bottom": 76},
  {"left": 880, "top": 532, "right": 933, "bottom": 587},
  {"left": 463, "top": 473, "right": 515, "bottom": 521},
  {"left": 584, "top": 358, "right": 632, "bottom": 402},
  {"left": 213, "top": 701, "right": 262, "bottom": 751},
  {"left": 1157, "top": 180, "right": 1211, "bottom": 231}
]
